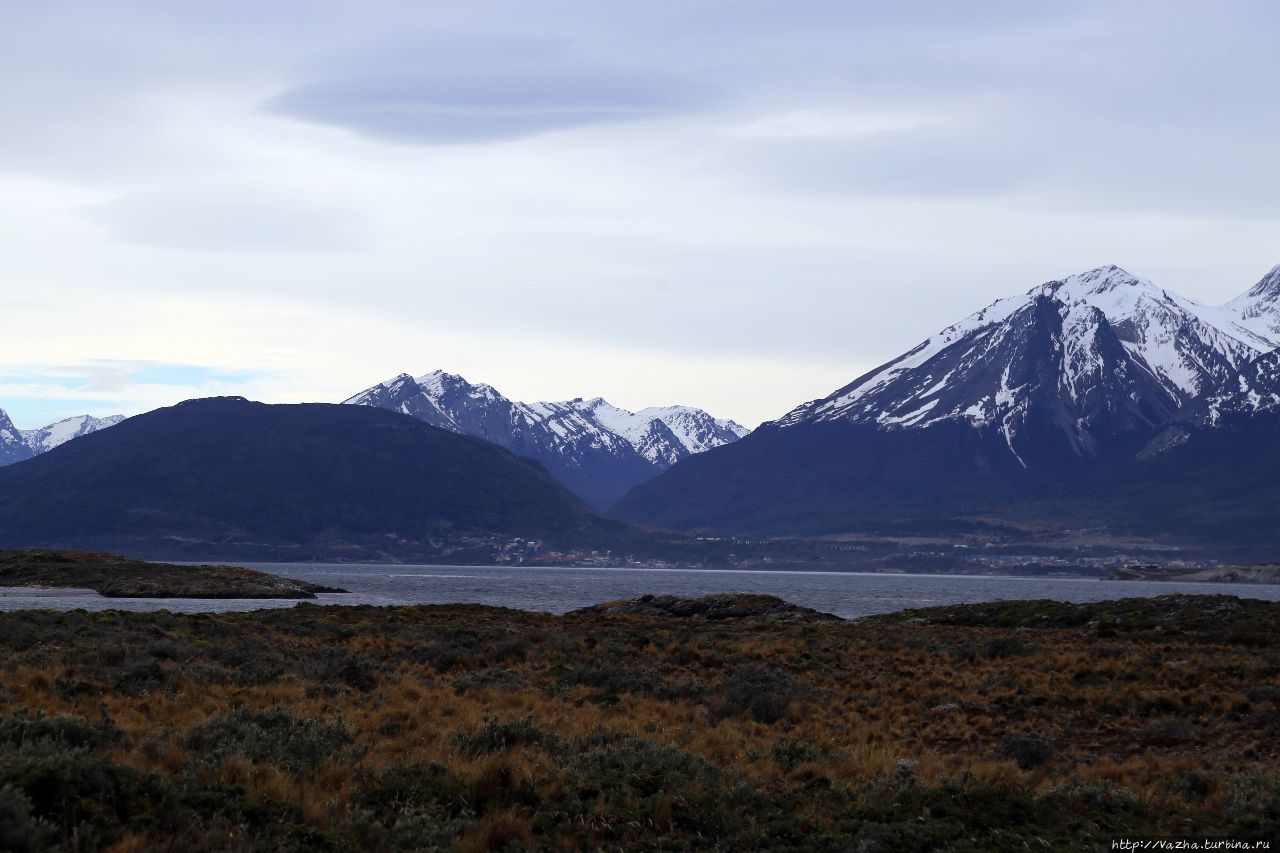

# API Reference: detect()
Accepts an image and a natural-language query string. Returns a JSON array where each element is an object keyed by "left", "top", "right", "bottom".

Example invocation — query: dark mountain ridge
[{"left": 0, "top": 397, "right": 619, "bottom": 561}]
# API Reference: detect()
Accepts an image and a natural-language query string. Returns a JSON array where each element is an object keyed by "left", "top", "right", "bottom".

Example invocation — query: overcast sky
[{"left": 3, "top": 0, "right": 1278, "bottom": 428}]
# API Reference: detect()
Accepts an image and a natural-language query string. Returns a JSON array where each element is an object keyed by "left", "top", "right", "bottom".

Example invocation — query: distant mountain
[
  {"left": 344, "top": 370, "right": 747, "bottom": 509},
  {"left": 20, "top": 414, "right": 125, "bottom": 454},
  {"left": 0, "top": 409, "right": 33, "bottom": 467},
  {"left": 0, "top": 410, "right": 125, "bottom": 466},
  {"left": 0, "top": 397, "right": 621, "bottom": 561},
  {"left": 614, "top": 264, "right": 1280, "bottom": 536}
]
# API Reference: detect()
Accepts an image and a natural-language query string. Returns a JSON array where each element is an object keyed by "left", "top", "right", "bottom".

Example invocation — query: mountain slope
[
  {"left": 614, "top": 264, "right": 1280, "bottom": 536},
  {"left": 1227, "top": 264, "right": 1280, "bottom": 341},
  {"left": 345, "top": 371, "right": 747, "bottom": 509},
  {"left": 1007, "top": 403, "right": 1280, "bottom": 554},
  {"left": 0, "top": 397, "right": 618, "bottom": 560},
  {"left": 0, "top": 409, "right": 33, "bottom": 467}
]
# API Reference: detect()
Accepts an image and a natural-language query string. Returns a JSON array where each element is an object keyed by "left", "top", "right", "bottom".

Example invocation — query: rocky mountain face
[
  {"left": 0, "top": 410, "right": 33, "bottom": 467},
  {"left": 614, "top": 264, "right": 1280, "bottom": 538},
  {"left": 0, "top": 410, "right": 125, "bottom": 467},
  {"left": 345, "top": 371, "right": 747, "bottom": 509}
]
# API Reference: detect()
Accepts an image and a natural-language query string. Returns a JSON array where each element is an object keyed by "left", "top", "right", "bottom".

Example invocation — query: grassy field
[{"left": 0, "top": 593, "right": 1276, "bottom": 850}]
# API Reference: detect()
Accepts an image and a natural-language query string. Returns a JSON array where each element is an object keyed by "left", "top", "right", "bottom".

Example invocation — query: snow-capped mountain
[
  {"left": 21, "top": 414, "right": 126, "bottom": 454},
  {"left": 777, "top": 265, "right": 1280, "bottom": 464},
  {"left": 572, "top": 397, "right": 747, "bottom": 467},
  {"left": 0, "top": 409, "right": 33, "bottom": 467},
  {"left": 614, "top": 264, "right": 1280, "bottom": 535},
  {"left": 0, "top": 410, "right": 126, "bottom": 468},
  {"left": 344, "top": 371, "right": 747, "bottom": 508}
]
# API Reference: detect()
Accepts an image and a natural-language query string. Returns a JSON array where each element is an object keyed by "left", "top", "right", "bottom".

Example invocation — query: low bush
[
  {"left": 997, "top": 731, "right": 1056, "bottom": 770},
  {"left": 714, "top": 665, "right": 806, "bottom": 724},
  {"left": 181, "top": 707, "right": 353, "bottom": 772},
  {"left": 0, "top": 711, "right": 124, "bottom": 751},
  {"left": 456, "top": 716, "right": 557, "bottom": 755}
]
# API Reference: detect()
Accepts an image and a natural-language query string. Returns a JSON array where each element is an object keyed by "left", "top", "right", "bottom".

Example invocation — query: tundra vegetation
[
  {"left": 0, "top": 550, "right": 343, "bottom": 599},
  {"left": 0, "top": 593, "right": 1276, "bottom": 850}
]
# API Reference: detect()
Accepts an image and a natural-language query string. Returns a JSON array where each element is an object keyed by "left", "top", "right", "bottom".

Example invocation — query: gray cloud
[{"left": 267, "top": 66, "right": 716, "bottom": 144}]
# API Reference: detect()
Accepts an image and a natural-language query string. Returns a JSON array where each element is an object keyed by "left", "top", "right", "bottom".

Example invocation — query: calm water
[{"left": 2, "top": 563, "right": 1279, "bottom": 618}]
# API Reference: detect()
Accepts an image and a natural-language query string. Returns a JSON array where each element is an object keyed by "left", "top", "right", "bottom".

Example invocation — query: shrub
[
  {"left": 997, "top": 731, "right": 1056, "bottom": 770},
  {"left": 114, "top": 661, "right": 170, "bottom": 696},
  {"left": 983, "top": 637, "right": 1033, "bottom": 659},
  {"left": 299, "top": 649, "right": 381, "bottom": 692},
  {"left": 569, "top": 732, "right": 723, "bottom": 799},
  {"left": 208, "top": 642, "right": 287, "bottom": 686},
  {"left": 1039, "top": 779, "right": 1142, "bottom": 816},
  {"left": 0, "top": 712, "right": 125, "bottom": 750},
  {"left": 405, "top": 641, "right": 475, "bottom": 674},
  {"left": 714, "top": 666, "right": 806, "bottom": 724},
  {"left": 770, "top": 737, "right": 821, "bottom": 770},
  {"left": 181, "top": 708, "right": 353, "bottom": 772},
  {"left": 352, "top": 762, "right": 470, "bottom": 821},
  {"left": 456, "top": 716, "right": 556, "bottom": 756},
  {"left": 453, "top": 668, "right": 519, "bottom": 694},
  {"left": 0, "top": 747, "right": 174, "bottom": 848},
  {"left": 0, "top": 784, "right": 52, "bottom": 853},
  {"left": 1244, "top": 685, "right": 1280, "bottom": 704}
]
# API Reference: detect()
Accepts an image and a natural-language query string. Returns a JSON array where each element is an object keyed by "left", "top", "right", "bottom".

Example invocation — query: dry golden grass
[{"left": 0, "top": 597, "right": 1276, "bottom": 849}]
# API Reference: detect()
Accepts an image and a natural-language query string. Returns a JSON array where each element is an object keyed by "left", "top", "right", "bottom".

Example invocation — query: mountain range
[
  {"left": 614, "top": 264, "right": 1280, "bottom": 546},
  {"left": 5, "top": 263, "right": 1280, "bottom": 557},
  {"left": 0, "top": 397, "right": 618, "bottom": 561},
  {"left": 0, "top": 411, "right": 124, "bottom": 467},
  {"left": 344, "top": 370, "right": 747, "bottom": 508}
]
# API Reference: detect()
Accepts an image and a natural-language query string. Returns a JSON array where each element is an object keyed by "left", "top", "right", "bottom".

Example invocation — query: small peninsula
[{"left": 0, "top": 550, "right": 345, "bottom": 599}]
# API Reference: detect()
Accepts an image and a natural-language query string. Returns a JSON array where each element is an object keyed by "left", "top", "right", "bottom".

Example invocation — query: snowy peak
[
  {"left": 571, "top": 397, "right": 748, "bottom": 466},
  {"left": 344, "top": 370, "right": 748, "bottom": 508},
  {"left": 342, "top": 373, "right": 460, "bottom": 432},
  {"left": 1044, "top": 265, "right": 1266, "bottom": 399},
  {"left": 777, "top": 264, "right": 1280, "bottom": 469},
  {"left": 20, "top": 414, "right": 126, "bottom": 454}
]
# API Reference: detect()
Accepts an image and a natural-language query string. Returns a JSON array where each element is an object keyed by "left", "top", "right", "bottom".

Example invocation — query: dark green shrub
[
  {"left": 770, "top": 737, "right": 821, "bottom": 770},
  {"left": 299, "top": 649, "right": 381, "bottom": 692},
  {"left": 452, "top": 669, "right": 518, "bottom": 694},
  {"left": 714, "top": 666, "right": 806, "bottom": 724},
  {"left": 997, "top": 732, "right": 1055, "bottom": 770},
  {"left": 0, "top": 747, "right": 174, "bottom": 848},
  {"left": 983, "top": 637, "right": 1033, "bottom": 659},
  {"left": 182, "top": 708, "right": 353, "bottom": 772},
  {"left": 352, "top": 762, "right": 470, "bottom": 821},
  {"left": 209, "top": 642, "right": 287, "bottom": 685},
  {"left": 0, "top": 784, "right": 52, "bottom": 852},
  {"left": 114, "top": 661, "right": 169, "bottom": 695},
  {"left": 0, "top": 712, "right": 124, "bottom": 750},
  {"left": 405, "top": 641, "right": 475, "bottom": 674},
  {"left": 456, "top": 716, "right": 555, "bottom": 756}
]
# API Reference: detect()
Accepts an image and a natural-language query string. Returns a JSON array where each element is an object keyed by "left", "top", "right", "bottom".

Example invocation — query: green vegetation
[
  {"left": 0, "top": 594, "right": 1276, "bottom": 849},
  {"left": 0, "top": 550, "right": 343, "bottom": 598}
]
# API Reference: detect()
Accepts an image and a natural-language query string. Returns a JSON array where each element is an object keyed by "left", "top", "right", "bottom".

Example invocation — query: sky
[{"left": 2, "top": 0, "right": 1279, "bottom": 429}]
